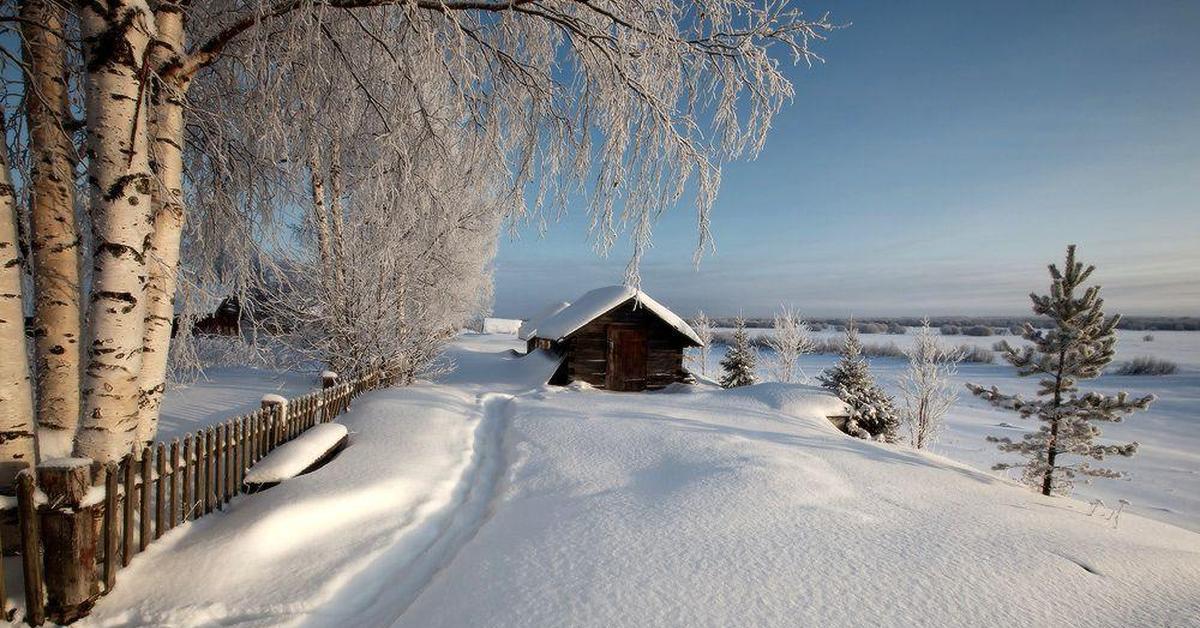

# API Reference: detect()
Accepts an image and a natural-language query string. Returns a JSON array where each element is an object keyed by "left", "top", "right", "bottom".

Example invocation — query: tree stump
[{"left": 38, "top": 458, "right": 100, "bottom": 623}]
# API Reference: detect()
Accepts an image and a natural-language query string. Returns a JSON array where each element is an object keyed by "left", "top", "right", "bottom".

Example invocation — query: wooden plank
[
  {"left": 155, "top": 443, "right": 167, "bottom": 539},
  {"left": 140, "top": 446, "right": 152, "bottom": 551},
  {"left": 182, "top": 436, "right": 194, "bottom": 522},
  {"left": 170, "top": 439, "right": 180, "bottom": 528},
  {"left": 17, "top": 470, "right": 45, "bottom": 626},
  {"left": 224, "top": 421, "right": 234, "bottom": 503},
  {"left": 202, "top": 429, "right": 213, "bottom": 515},
  {"left": 215, "top": 425, "right": 225, "bottom": 510},
  {"left": 122, "top": 453, "right": 135, "bottom": 566},
  {"left": 103, "top": 462, "right": 119, "bottom": 590},
  {"left": 37, "top": 460, "right": 98, "bottom": 624}
]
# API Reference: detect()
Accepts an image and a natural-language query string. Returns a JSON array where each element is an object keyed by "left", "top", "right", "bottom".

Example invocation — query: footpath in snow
[{"left": 84, "top": 334, "right": 1200, "bottom": 627}]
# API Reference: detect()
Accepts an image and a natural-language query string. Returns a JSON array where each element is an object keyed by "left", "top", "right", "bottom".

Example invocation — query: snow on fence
[{"left": 0, "top": 368, "right": 396, "bottom": 625}]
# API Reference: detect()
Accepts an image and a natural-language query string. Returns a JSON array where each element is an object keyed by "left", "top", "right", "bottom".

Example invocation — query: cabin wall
[{"left": 562, "top": 301, "right": 689, "bottom": 390}]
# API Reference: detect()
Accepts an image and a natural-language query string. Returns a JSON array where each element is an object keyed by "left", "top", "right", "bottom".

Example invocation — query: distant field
[{"left": 700, "top": 328, "right": 1200, "bottom": 532}]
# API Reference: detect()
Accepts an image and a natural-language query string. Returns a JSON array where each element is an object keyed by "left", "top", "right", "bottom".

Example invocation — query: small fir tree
[
  {"left": 819, "top": 320, "right": 899, "bottom": 441},
  {"left": 967, "top": 245, "right": 1154, "bottom": 496},
  {"left": 720, "top": 316, "right": 758, "bottom": 388}
]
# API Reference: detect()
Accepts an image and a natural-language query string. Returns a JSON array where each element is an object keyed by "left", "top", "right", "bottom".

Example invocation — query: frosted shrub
[{"left": 1114, "top": 357, "right": 1178, "bottom": 376}]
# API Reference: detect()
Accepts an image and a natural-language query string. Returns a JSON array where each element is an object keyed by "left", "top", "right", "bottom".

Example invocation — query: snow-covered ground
[
  {"left": 79, "top": 333, "right": 1200, "bottom": 627},
  {"left": 701, "top": 328, "right": 1200, "bottom": 532}
]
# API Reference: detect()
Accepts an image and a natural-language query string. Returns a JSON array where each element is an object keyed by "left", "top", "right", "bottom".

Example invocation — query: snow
[
  {"left": 703, "top": 327, "right": 1200, "bottom": 532},
  {"left": 157, "top": 367, "right": 311, "bottom": 442},
  {"left": 81, "top": 334, "right": 1200, "bottom": 627},
  {"left": 261, "top": 393, "right": 289, "bottom": 405},
  {"left": 244, "top": 423, "right": 349, "bottom": 485},
  {"left": 320, "top": 370, "right": 338, "bottom": 380},
  {"left": 482, "top": 317, "right": 522, "bottom": 335},
  {"left": 525, "top": 285, "right": 703, "bottom": 345},
  {"left": 518, "top": 300, "right": 571, "bottom": 339}
]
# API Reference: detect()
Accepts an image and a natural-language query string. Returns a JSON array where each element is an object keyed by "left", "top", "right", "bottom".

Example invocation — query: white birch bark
[
  {"left": 0, "top": 113, "right": 39, "bottom": 486},
  {"left": 74, "top": 0, "right": 157, "bottom": 463},
  {"left": 21, "top": 0, "right": 83, "bottom": 458},
  {"left": 137, "top": 2, "right": 188, "bottom": 446}
]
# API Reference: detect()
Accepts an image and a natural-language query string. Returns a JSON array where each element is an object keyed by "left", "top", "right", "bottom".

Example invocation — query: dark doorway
[{"left": 607, "top": 326, "right": 647, "bottom": 391}]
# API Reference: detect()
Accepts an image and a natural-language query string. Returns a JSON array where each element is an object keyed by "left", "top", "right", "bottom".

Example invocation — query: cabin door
[{"left": 607, "top": 326, "right": 647, "bottom": 391}]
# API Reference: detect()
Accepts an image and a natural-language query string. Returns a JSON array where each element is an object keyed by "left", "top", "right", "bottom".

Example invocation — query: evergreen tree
[
  {"left": 819, "top": 320, "right": 899, "bottom": 441},
  {"left": 719, "top": 316, "right": 758, "bottom": 388},
  {"left": 967, "top": 245, "right": 1154, "bottom": 496}
]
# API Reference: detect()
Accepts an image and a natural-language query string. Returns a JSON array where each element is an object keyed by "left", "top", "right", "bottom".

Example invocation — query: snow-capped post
[
  {"left": 262, "top": 394, "right": 289, "bottom": 448},
  {"left": 322, "top": 371, "right": 339, "bottom": 390},
  {"left": 38, "top": 458, "right": 100, "bottom": 624}
]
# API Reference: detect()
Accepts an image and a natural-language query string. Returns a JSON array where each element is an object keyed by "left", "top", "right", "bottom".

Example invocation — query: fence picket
[
  {"left": 140, "top": 446, "right": 152, "bottom": 551},
  {"left": 155, "top": 443, "right": 167, "bottom": 539},
  {"left": 103, "top": 463, "right": 119, "bottom": 590},
  {"left": 202, "top": 429, "right": 213, "bottom": 515},
  {"left": 123, "top": 454, "right": 135, "bottom": 566},
  {"left": 170, "top": 439, "right": 180, "bottom": 529},
  {"left": 183, "top": 436, "right": 194, "bottom": 522}
]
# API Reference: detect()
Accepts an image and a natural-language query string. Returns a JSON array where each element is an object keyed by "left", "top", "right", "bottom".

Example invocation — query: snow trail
[{"left": 294, "top": 392, "right": 516, "bottom": 627}]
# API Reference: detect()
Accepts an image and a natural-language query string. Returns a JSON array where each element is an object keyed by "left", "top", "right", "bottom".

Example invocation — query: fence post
[
  {"left": 321, "top": 370, "right": 339, "bottom": 390},
  {"left": 37, "top": 459, "right": 99, "bottom": 624},
  {"left": 262, "top": 395, "right": 287, "bottom": 449},
  {"left": 17, "top": 470, "right": 44, "bottom": 626}
]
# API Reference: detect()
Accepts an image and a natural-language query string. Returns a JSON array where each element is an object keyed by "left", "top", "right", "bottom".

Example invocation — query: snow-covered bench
[{"left": 244, "top": 423, "right": 349, "bottom": 491}]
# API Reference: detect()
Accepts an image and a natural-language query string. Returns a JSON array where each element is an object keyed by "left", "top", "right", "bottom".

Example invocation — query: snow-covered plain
[
  {"left": 79, "top": 333, "right": 1200, "bottom": 627},
  {"left": 703, "top": 328, "right": 1200, "bottom": 532}
]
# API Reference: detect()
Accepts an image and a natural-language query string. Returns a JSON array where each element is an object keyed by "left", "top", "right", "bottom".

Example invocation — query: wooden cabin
[{"left": 525, "top": 286, "right": 703, "bottom": 391}]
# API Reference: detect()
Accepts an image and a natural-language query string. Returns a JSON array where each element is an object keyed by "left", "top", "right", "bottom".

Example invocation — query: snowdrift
[{"left": 86, "top": 334, "right": 1200, "bottom": 627}]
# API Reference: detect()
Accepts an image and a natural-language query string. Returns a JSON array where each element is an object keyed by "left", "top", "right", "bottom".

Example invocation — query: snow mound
[
  {"left": 261, "top": 393, "right": 288, "bottom": 405},
  {"left": 526, "top": 285, "right": 702, "bottom": 345},
  {"left": 244, "top": 423, "right": 348, "bottom": 484}
]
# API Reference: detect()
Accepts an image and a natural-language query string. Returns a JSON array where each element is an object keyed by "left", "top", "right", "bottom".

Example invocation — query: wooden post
[
  {"left": 261, "top": 396, "right": 286, "bottom": 452},
  {"left": 139, "top": 447, "right": 152, "bottom": 551},
  {"left": 17, "top": 471, "right": 45, "bottom": 626},
  {"left": 322, "top": 370, "right": 339, "bottom": 389},
  {"left": 37, "top": 459, "right": 99, "bottom": 624},
  {"left": 223, "top": 422, "right": 233, "bottom": 503},
  {"left": 102, "top": 463, "right": 118, "bottom": 591},
  {"left": 122, "top": 454, "right": 135, "bottom": 566},
  {"left": 214, "top": 426, "right": 224, "bottom": 511}
]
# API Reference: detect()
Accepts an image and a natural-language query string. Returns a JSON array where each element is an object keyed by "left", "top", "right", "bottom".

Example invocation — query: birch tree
[
  {"left": 3, "top": 0, "right": 839, "bottom": 460},
  {"left": 72, "top": 0, "right": 157, "bottom": 463},
  {"left": 899, "top": 319, "right": 958, "bottom": 449},
  {"left": 20, "top": 0, "right": 84, "bottom": 458},
  {"left": 765, "top": 305, "right": 814, "bottom": 383},
  {"left": 0, "top": 107, "right": 38, "bottom": 484},
  {"left": 689, "top": 310, "right": 714, "bottom": 376}
]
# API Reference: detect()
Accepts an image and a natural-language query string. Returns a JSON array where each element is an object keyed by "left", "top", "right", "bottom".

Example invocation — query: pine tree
[
  {"left": 719, "top": 316, "right": 758, "bottom": 388},
  {"left": 967, "top": 245, "right": 1153, "bottom": 496},
  {"left": 819, "top": 320, "right": 899, "bottom": 441}
]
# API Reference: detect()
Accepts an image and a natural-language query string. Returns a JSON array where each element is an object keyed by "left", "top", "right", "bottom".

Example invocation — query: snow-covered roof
[
  {"left": 518, "top": 301, "right": 572, "bottom": 340},
  {"left": 526, "top": 285, "right": 703, "bottom": 345}
]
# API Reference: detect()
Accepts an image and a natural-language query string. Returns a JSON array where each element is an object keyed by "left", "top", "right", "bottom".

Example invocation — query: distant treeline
[
  {"left": 710, "top": 331, "right": 997, "bottom": 363},
  {"left": 710, "top": 316, "right": 1200, "bottom": 333}
]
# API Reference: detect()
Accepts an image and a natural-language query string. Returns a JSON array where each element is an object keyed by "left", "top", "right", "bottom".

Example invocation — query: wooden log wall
[{"left": 561, "top": 301, "right": 692, "bottom": 390}]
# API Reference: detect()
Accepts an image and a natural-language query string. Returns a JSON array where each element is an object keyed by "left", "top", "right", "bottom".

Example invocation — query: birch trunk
[
  {"left": 137, "top": 2, "right": 188, "bottom": 447},
  {"left": 74, "top": 1, "right": 157, "bottom": 464},
  {"left": 0, "top": 110, "right": 39, "bottom": 486},
  {"left": 21, "top": 0, "right": 83, "bottom": 458}
]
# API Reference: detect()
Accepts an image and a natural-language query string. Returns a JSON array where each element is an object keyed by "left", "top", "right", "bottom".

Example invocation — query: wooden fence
[{"left": 0, "top": 368, "right": 395, "bottom": 625}]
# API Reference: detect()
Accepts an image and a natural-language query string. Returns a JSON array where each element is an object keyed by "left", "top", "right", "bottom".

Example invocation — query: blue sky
[{"left": 493, "top": 0, "right": 1200, "bottom": 318}]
